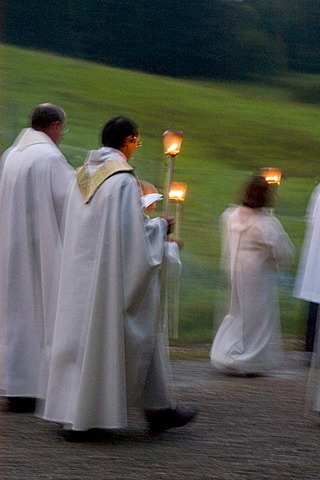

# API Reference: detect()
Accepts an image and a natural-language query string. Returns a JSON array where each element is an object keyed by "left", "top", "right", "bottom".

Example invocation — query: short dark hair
[
  {"left": 101, "top": 116, "right": 139, "bottom": 149},
  {"left": 241, "top": 175, "right": 271, "bottom": 209},
  {"left": 31, "top": 103, "right": 66, "bottom": 130}
]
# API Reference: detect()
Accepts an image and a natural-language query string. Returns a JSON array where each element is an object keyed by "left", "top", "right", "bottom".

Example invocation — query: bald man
[{"left": 0, "top": 104, "right": 74, "bottom": 412}]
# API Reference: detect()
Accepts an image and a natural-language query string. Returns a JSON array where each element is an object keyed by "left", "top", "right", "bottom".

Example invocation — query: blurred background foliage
[{"left": 3, "top": 0, "right": 320, "bottom": 82}]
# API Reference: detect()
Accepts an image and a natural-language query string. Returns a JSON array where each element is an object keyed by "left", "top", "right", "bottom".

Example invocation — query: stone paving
[{"left": 1, "top": 352, "right": 320, "bottom": 479}]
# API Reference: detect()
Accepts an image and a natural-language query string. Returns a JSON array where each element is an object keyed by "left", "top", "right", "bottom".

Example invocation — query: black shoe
[
  {"left": 6, "top": 397, "right": 36, "bottom": 413},
  {"left": 62, "top": 429, "right": 102, "bottom": 442},
  {"left": 145, "top": 405, "right": 198, "bottom": 433}
]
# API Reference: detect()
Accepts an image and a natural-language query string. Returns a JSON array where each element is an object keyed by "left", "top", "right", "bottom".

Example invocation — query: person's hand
[
  {"left": 160, "top": 216, "right": 175, "bottom": 235},
  {"left": 168, "top": 236, "right": 184, "bottom": 250}
]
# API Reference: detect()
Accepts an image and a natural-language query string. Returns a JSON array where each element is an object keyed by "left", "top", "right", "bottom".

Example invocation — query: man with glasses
[
  {"left": 41, "top": 116, "right": 197, "bottom": 440},
  {"left": 0, "top": 103, "right": 74, "bottom": 412}
]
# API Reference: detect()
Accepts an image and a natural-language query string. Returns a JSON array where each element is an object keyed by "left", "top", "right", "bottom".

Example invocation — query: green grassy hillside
[{"left": 2, "top": 44, "right": 320, "bottom": 346}]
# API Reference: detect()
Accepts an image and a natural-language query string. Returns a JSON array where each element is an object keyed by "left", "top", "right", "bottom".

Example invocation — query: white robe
[
  {"left": 296, "top": 186, "right": 320, "bottom": 413},
  {"left": 42, "top": 147, "right": 175, "bottom": 431},
  {"left": 293, "top": 184, "right": 320, "bottom": 303},
  {"left": 0, "top": 128, "right": 74, "bottom": 398},
  {"left": 210, "top": 206, "right": 294, "bottom": 375}
]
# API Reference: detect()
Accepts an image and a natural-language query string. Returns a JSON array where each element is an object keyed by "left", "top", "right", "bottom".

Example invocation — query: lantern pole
[
  {"left": 168, "top": 182, "right": 187, "bottom": 339},
  {"left": 163, "top": 156, "right": 175, "bottom": 215},
  {"left": 171, "top": 201, "right": 181, "bottom": 338}
]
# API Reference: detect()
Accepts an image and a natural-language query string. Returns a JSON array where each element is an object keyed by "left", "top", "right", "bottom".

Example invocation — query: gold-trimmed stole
[{"left": 76, "top": 160, "right": 134, "bottom": 204}]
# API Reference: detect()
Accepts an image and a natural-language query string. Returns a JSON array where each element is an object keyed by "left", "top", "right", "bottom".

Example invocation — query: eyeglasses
[{"left": 132, "top": 136, "right": 142, "bottom": 147}]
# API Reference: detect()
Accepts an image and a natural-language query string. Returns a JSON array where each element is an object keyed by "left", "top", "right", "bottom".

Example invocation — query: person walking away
[
  {"left": 0, "top": 103, "right": 74, "bottom": 412},
  {"left": 210, "top": 175, "right": 294, "bottom": 376},
  {"left": 293, "top": 183, "right": 320, "bottom": 362},
  {"left": 41, "top": 116, "right": 197, "bottom": 440}
]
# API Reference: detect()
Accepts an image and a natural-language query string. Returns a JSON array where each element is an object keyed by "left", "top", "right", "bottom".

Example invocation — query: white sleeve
[
  {"left": 165, "top": 242, "right": 182, "bottom": 278},
  {"left": 263, "top": 216, "right": 295, "bottom": 269}
]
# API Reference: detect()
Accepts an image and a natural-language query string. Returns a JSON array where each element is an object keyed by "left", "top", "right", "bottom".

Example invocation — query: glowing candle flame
[
  {"left": 163, "top": 130, "right": 183, "bottom": 156},
  {"left": 265, "top": 175, "right": 280, "bottom": 184},
  {"left": 166, "top": 143, "right": 179, "bottom": 155},
  {"left": 261, "top": 167, "right": 282, "bottom": 185},
  {"left": 168, "top": 182, "right": 187, "bottom": 202},
  {"left": 169, "top": 189, "right": 183, "bottom": 200}
]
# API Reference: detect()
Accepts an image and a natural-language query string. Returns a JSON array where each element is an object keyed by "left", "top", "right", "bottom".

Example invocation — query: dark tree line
[{"left": 3, "top": 0, "right": 320, "bottom": 80}]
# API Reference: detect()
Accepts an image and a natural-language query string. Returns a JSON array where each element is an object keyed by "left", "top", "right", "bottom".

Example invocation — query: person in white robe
[
  {"left": 294, "top": 185, "right": 320, "bottom": 417},
  {"left": 210, "top": 175, "right": 294, "bottom": 376},
  {"left": 139, "top": 180, "right": 183, "bottom": 345},
  {"left": 293, "top": 184, "right": 320, "bottom": 354},
  {"left": 0, "top": 103, "right": 74, "bottom": 412},
  {"left": 42, "top": 116, "right": 196, "bottom": 440}
]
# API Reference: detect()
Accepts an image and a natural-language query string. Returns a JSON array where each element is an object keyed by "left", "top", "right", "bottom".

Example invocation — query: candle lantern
[
  {"left": 260, "top": 167, "right": 282, "bottom": 214},
  {"left": 169, "top": 182, "right": 187, "bottom": 203},
  {"left": 163, "top": 130, "right": 183, "bottom": 156},
  {"left": 260, "top": 167, "right": 282, "bottom": 185}
]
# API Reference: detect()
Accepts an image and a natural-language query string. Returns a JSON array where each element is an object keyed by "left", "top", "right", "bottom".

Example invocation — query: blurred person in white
[
  {"left": 41, "top": 117, "right": 197, "bottom": 441},
  {"left": 0, "top": 103, "right": 74, "bottom": 412},
  {"left": 293, "top": 183, "right": 320, "bottom": 361},
  {"left": 210, "top": 175, "right": 294, "bottom": 376}
]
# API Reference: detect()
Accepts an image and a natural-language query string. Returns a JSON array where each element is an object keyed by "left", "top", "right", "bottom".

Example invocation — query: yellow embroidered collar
[{"left": 76, "top": 159, "right": 134, "bottom": 203}]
